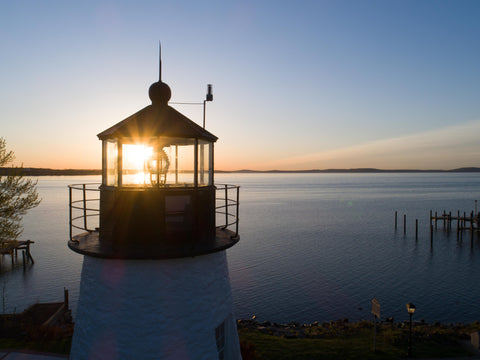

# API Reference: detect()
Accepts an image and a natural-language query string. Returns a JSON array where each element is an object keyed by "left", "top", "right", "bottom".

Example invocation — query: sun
[{"left": 122, "top": 144, "right": 154, "bottom": 184}]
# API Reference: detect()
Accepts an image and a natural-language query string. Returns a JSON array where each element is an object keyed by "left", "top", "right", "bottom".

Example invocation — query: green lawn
[{"left": 238, "top": 321, "right": 478, "bottom": 360}]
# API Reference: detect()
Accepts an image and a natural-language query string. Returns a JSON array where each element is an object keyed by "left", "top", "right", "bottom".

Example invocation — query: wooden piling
[
  {"left": 415, "top": 219, "right": 418, "bottom": 240},
  {"left": 395, "top": 211, "right": 397, "bottom": 229},
  {"left": 64, "top": 288, "right": 69, "bottom": 309},
  {"left": 457, "top": 211, "right": 460, "bottom": 233},
  {"left": 406, "top": 207, "right": 480, "bottom": 246},
  {"left": 26, "top": 243, "right": 34, "bottom": 264},
  {"left": 457, "top": 212, "right": 460, "bottom": 239},
  {"left": 471, "top": 212, "right": 474, "bottom": 246}
]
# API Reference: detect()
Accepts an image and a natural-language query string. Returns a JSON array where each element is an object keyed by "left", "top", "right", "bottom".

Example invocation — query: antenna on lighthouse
[{"left": 203, "top": 84, "right": 213, "bottom": 128}]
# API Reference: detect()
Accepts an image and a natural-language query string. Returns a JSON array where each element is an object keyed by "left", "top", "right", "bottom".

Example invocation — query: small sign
[{"left": 371, "top": 298, "right": 381, "bottom": 318}]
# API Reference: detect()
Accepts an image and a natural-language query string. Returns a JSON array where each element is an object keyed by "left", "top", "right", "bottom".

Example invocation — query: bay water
[{"left": 2, "top": 173, "right": 480, "bottom": 325}]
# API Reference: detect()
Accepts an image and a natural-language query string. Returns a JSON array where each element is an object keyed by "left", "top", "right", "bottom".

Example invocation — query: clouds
[{"left": 269, "top": 120, "right": 480, "bottom": 170}]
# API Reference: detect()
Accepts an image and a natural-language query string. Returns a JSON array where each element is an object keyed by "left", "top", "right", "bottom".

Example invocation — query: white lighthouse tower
[{"left": 68, "top": 53, "right": 242, "bottom": 359}]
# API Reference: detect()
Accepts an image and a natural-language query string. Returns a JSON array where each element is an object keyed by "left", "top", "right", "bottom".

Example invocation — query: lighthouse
[{"left": 68, "top": 53, "right": 242, "bottom": 359}]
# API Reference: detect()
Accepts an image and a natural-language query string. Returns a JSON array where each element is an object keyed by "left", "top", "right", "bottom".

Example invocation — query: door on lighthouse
[{"left": 165, "top": 195, "right": 193, "bottom": 237}]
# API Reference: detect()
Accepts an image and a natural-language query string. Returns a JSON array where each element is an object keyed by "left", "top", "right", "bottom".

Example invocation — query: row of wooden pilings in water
[{"left": 395, "top": 210, "right": 479, "bottom": 247}]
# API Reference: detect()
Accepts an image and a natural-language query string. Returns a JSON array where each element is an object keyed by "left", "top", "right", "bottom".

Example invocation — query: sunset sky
[{"left": 1, "top": 0, "right": 480, "bottom": 171}]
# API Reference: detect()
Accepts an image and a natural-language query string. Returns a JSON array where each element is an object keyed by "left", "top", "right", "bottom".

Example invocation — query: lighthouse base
[{"left": 70, "top": 251, "right": 241, "bottom": 360}]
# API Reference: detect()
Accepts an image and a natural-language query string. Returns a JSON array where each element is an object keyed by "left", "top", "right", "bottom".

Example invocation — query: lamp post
[{"left": 406, "top": 302, "right": 416, "bottom": 357}]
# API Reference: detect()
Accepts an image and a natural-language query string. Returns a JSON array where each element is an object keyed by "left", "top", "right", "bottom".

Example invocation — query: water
[{"left": 2, "top": 173, "right": 480, "bottom": 324}]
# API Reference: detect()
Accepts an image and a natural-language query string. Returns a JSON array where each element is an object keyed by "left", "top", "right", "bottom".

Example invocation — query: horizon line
[{"left": 2, "top": 166, "right": 480, "bottom": 175}]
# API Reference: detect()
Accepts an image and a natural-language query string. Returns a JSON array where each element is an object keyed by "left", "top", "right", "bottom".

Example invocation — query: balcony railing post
[
  {"left": 83, "top": 184, "right": 88, "bottom": 230},
  {"left": 235, "top": 186, "right": 239, "bottom": 237},
  {"left": 69, "top": 186, "right": 73, "bottom": 241},
  {"left": 224, "top": 185, "right": 228, "bottom": 229}
]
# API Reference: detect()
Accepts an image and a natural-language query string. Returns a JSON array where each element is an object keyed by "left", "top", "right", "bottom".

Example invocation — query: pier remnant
[
  {"left": 404, "top": 203, "right": 480, "bottom": 247},
  {"left": 0, "top": 240, "right": 34, "bottom": 268}
]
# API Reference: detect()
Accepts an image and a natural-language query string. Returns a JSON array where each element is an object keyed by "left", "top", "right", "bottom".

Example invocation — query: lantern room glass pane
[
  {"left": 198, "top": 141, "right": 212, "bottom": 186},
  {"left": 122, "top": 143, "right": 155, "bottom": 186},
  {"left": 172, "top": 142, "right": 195, "bottom": 185},
  {"left": 105, "top": 140, "right": 117, "bottom": 186},
  {"left": 148, "top": 145, "right": 171, "bottom": 186}
]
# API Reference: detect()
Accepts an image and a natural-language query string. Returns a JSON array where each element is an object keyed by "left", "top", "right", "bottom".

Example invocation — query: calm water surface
[{"left": 2, "top": 173, "right": 480, "bottom": 324}]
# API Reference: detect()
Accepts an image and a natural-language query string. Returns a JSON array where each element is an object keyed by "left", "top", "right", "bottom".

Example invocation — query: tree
[{"left": 0, "top": 138, "right": 41, "bottom": 242}]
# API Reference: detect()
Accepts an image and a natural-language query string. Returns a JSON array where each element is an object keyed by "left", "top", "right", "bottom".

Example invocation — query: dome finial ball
[{"left": 149, "top": 81, "right": 171, "bottom": 105}]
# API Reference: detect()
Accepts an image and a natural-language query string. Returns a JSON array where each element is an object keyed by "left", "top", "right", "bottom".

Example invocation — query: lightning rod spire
[{"left": 158, "top": 42, "right": 162, "bottom": 81}]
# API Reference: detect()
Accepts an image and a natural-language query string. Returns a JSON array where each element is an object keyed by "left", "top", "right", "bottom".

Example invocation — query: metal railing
[
  {"left": 68, "top": 183, "right": 100, "bottom": 241},
  {"left": 68, "top": 183, "right": 240, "bottom": 240},
  {"left": 215, "top": 184, "right": 240, "bottom": 239}
]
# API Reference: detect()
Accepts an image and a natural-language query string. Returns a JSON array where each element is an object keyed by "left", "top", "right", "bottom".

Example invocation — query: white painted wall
[{"left": 70, "top": 251, "right": 241, "bottom": 360}]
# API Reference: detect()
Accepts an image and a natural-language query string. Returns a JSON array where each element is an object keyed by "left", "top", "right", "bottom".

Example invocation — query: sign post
[{"left": 371, "top": 298, "right": 381, "bottom": 352}]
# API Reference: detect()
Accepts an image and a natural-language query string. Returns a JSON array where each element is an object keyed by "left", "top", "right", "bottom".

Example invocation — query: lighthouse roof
[{"left": 97, "top": 104, "right": 218, "bottom": 142}]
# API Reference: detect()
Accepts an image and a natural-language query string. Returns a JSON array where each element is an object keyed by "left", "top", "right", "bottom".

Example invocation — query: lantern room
[
  {"left": 101, "top": 137, "right": 213, "bottom": 187},
  {"left": 68, "top": 65, "right": 239, "bottom": 260},
  {"left": 98, "top": 80, "right": 216, "bottom": 188}
]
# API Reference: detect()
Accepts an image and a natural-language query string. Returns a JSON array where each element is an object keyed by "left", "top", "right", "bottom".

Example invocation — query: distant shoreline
[
  {"left": 220, "top": 167, "right": 480, "bottom": 174},
  {"left": 1, "top": 167, "right": 480, "bottom": 176}
]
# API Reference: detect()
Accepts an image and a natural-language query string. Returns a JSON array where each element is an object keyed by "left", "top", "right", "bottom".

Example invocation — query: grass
[
  {"left": 238, "top": 320, "right": 478, "bottom": 360},
  {"left": 239, "top": 328, "right": 405, "bottom": 360}
]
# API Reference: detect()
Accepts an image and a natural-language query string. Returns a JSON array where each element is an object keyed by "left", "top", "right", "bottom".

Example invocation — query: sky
[{"left": 1, "top": 0, "right": 480, "bottom": 171}]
